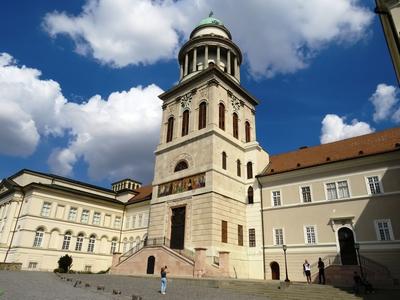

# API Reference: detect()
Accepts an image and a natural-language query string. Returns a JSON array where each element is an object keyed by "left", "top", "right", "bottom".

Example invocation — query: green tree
[{"left": 57, "top": 254, "right": 73, "bottom": 273}]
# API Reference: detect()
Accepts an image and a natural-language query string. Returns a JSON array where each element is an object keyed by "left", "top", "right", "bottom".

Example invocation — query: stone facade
[{"left": 0, "top": 14, "right": 399, "bottom": 289}]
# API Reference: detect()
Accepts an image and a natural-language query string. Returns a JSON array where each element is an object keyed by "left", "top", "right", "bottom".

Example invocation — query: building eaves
[
  {"left": 8, "top": 169, "right": 115, "bottom": 194},
  {"left": 23, "top": 183, "right": 124, "bottom": 205}
]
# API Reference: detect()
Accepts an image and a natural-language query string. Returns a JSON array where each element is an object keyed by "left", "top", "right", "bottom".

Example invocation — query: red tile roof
[
  {"left": 127, "top": 185, "right": 152, "bottom": 204},
  {"left": 260, "top": 127, "right": 400, "bottom": 177}
]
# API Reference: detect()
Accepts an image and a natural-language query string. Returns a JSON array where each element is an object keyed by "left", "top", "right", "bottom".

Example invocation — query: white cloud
[
  {"left": 0, "top": 52, "right": 65, "bottom": 156},
  {"left": 50, "top": 84, "right": 163, "bottom": 181},
  {"left": 0, "top": 52, "right": 162, "bottom": 182},
  {"left": 369, "top": 83, "right": 400, "bottom": 123},
  {"left": 320, "top": 114, "right": 374, "bottom": 144},
  {"left": 43, "top": 0, "right": 372, "bottom": 77}
]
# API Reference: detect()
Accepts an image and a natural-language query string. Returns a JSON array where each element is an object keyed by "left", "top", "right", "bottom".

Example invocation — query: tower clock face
[
  {"left": 231, "top": 96, "right": 241, "bottom": 111},
  {"left": 180, "top": 92, "right": 192, "bottom": 109}
]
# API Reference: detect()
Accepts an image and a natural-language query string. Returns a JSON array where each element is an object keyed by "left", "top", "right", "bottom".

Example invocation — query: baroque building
[{"left": 1, "top": 15, "right": 399, "bottom": 287}]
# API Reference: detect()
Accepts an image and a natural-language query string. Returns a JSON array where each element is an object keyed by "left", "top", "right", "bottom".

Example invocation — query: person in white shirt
[{"left": 303, "top": 259, "right": 312, "bottom": 284}]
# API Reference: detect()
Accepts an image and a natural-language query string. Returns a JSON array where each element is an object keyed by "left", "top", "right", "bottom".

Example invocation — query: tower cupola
[{"left": 178, "top": 12, "right": 242, "bottom": 83}]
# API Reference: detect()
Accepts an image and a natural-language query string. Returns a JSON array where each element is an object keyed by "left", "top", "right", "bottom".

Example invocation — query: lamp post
[
  {"left": 282, "top": 244, "right": 290, "bottom": 282},
  {"left": 354, "top": 242, "right": 364, "bottom": 278}
]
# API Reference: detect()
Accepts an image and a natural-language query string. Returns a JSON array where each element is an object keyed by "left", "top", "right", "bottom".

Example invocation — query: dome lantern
[{"left": 178, "top": 13, "right": 242, "bottom": 83}]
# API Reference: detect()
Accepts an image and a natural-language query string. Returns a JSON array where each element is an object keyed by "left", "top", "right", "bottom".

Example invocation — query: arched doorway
[
  {"left": 338, "top": 227, "right": 357, "bottom": 265},
  {"left": 146, "top": 256, "right": 155, "bottom": 274},
  {"left": 270, "top": 261, "right": 280, "bottom": 280}
]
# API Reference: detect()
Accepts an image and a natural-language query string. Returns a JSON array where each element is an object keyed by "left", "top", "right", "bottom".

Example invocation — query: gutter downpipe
[
  {"left": 256, "top": 176, "right": 266, "bottom": 280},
  {"left": 4, "top": 189, "right": 25, "bottom": 263}
]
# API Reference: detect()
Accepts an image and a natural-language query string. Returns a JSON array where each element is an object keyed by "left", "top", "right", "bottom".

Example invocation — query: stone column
[
  {"left": 180, "top": 64, "right": 183, "bottom": 80},
  {"left": 237, "top": 63, "right": 240, "bottom": 82},
  {"left": 192, "top": 48, "right": 197, "bottom": 72},
  {"left": 204, "top": 45, "right": 208, "bottom": 67},
  {"left": 217, "top": 46, "right": 220, "bottom": 68},
  {"left": 219, "top": 251, "right": 230, "bottom": 277},
  {"left": 234, "top": 56, "right": 238, "bottom": 80},
  {"left": 227, "top": 50, "right": 231, "bottom": 74},
  {"left": 184, "top": 53, "right": 189, "bottom": 76},
  {"left": 194, "top": 248, "right": 207, "bottom": 278}
]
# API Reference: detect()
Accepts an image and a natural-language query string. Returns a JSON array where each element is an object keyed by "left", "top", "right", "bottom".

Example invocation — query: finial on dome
[{"left": 209, "top": 11, "right": 214, "bottom": 17}]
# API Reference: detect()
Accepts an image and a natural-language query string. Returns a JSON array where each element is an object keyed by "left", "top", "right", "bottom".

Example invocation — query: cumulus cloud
[
  {"left": 49, "top": 84, "right": 163, "bottom": 181},
  {"left": 0, "top": 52, "right": 66, "bottom": 156},
  {"left": 320, "top": 114, "right": 374, "bottom": 144},
  {"left": 43, "top": 0, "right": 372, "bottom": 77},
  {"left": 369, "top": 83, "right": 400, "bottom": 123},
  {"left": 0, "top": 52, "right": 162, "bottom": 182}
]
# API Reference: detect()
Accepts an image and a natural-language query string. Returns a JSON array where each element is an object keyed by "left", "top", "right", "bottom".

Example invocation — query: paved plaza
[
  {"left": 1, "top": 271, "right": 400, "bottom": 300},
  {"left": 0, "top": 271, "right": 267, "bottom": 300}
]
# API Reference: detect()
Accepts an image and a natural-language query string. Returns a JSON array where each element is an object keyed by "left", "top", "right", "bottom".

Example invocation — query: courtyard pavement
[{"left": 0, "top": 271, "right": 268, "bottom": 300}]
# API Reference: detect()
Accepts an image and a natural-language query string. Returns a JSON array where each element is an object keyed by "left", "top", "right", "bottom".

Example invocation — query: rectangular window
[
  {"left": 238, "top": 225, "right": 243, "bottom": 246},
  {"left": 28, "top": 262, "right": 38, "bottom": 269},
  {"left": 81, "top": 209, "right": 89, "bottom": 223},
  {"left": 274, "top": 228, "right": 284, "bottom": 245},
  {"left": 84, "top": 265, "right": 92, "bottom": 272},
  {"left": 132, "top": 214, "right": 137, "bottom": 228},
  {"left": 367, "top": 176, "right": 382, "bottom": 194},
  {"left": 337, "top": 181, "right": 350, "bottom": 198},
  {"left": 114, "top": 216, "right": 121, "bottom": 228},
  {"left": 138, "top": 214, "right": 143, "bottom": 227},
  {"left": 301, "top": 186, "right": 312, "bottom": 203},
  {"left": 68, "top": 207, "right": 77, "bottom": 221},
  {"left": 221, "top": 220, "right": 227, "bottom": 243},
  {"left": 272, "top": 191, "right": 281, "bottom": 206},
  {"left": 92, "top": 212, "right": 101, "bottom": 225},
  {"left": 326, "top": 183, "right": 338, "bottom": 200},
  {"left": 304, "top": 226, "right": 317, "bottom": 244},
  {"left": 375, "top": 219, "right": 393, "bottom": 241},
  {"left": 249, "top": 228, "right": 256, "bottom": 247},
  {"left": 326, "top": 180, "right": 350, "bottom": 200},
  {"left": 41, "top": 202, "right": 51, "bottom": 217}
]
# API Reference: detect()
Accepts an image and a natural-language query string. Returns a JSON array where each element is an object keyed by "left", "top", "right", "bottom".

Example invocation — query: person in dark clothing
[
  {"left": 353, "top": 271, "right": 362, "bottom": 294},
  {"left": 317, "top": 257, "right": 326, "bottom": 284}
]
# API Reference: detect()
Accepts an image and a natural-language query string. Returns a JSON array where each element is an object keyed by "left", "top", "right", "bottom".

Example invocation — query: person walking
[
  {"left": 318, "top": 257, "right": 325, "bottom": 284},
  {"left": 303, "top": 259, "right": 312, "bottom": 284},
  {"left": 160, "top": 265, "right": 168, "bottom": 295}
]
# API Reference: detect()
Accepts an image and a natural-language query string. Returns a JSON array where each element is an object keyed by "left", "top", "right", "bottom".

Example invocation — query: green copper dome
[
  {"left": 198, "top": 16, "right": 223, "bottom": 26},
  {"left": 198, "top": 12, "right": 223, "bottom": 27}
]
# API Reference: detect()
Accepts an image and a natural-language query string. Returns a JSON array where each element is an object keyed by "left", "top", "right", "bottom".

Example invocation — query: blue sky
[{"left": 0, "top": 0, "right": 398, "bottom": 188}]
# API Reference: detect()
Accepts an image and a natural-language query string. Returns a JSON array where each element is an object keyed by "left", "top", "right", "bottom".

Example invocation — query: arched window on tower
[
  {"left": 247, "top": 162, "right": 253, "bottom": 179},
  {"left": 166, "top": 117, "right": 174, "bottom": 142},
  {"left": 233, "top": 113, "right": 239, "bottom": 139},
  {"left": 222, "top": 152, "right": 227, "bottom": 170},
  {"left": 247, "top": 186, "right": 254, "bottom": 204},
  {"left": 237, "top": 159, "right": 241, "bottom": 177},
  {"left": 245, "top": 121, "right": 251, "bottom": 143},
  {"left": 182, "top": 110, "right": 189, "bottom": 136},
  {"left": 174, "top": 161, "right": 188, "bottom": 172},
  {"left": 219, "top": 103, "right": 225, "bottom": 130},
  {"left": 198, "top": 102, "right": 207, "bottom": 129}
]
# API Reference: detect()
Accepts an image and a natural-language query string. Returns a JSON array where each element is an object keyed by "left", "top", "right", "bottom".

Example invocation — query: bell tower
[{"left": 148, "top": 14, "right": 269, "bottom": 279}]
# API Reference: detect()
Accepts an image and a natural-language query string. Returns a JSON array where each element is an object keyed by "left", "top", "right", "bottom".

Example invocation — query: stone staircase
[
  {"left": 217, "top": 280, "right": 360, "bottom": 300},
  {"left": 310, "top": 254, "right": 397, "bottom": 288}
]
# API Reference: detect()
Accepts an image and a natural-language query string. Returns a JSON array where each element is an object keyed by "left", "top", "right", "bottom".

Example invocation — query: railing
[
  {"left": 359, "top": 255, "right": 392, "bottom": 276},
  {"left": 119, "top": 240, "right": 146, "bottom": 263},
  {"left": 310, "top": 254, "right": 341, "bottom": 275},
  {"left": 119, "top": 236, "right": 195, "bottom": 263}
]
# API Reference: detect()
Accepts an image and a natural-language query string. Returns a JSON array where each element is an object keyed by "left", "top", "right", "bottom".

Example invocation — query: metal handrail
[{"left": 118, "top": 236, "right": 195, "bottom": 263}]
